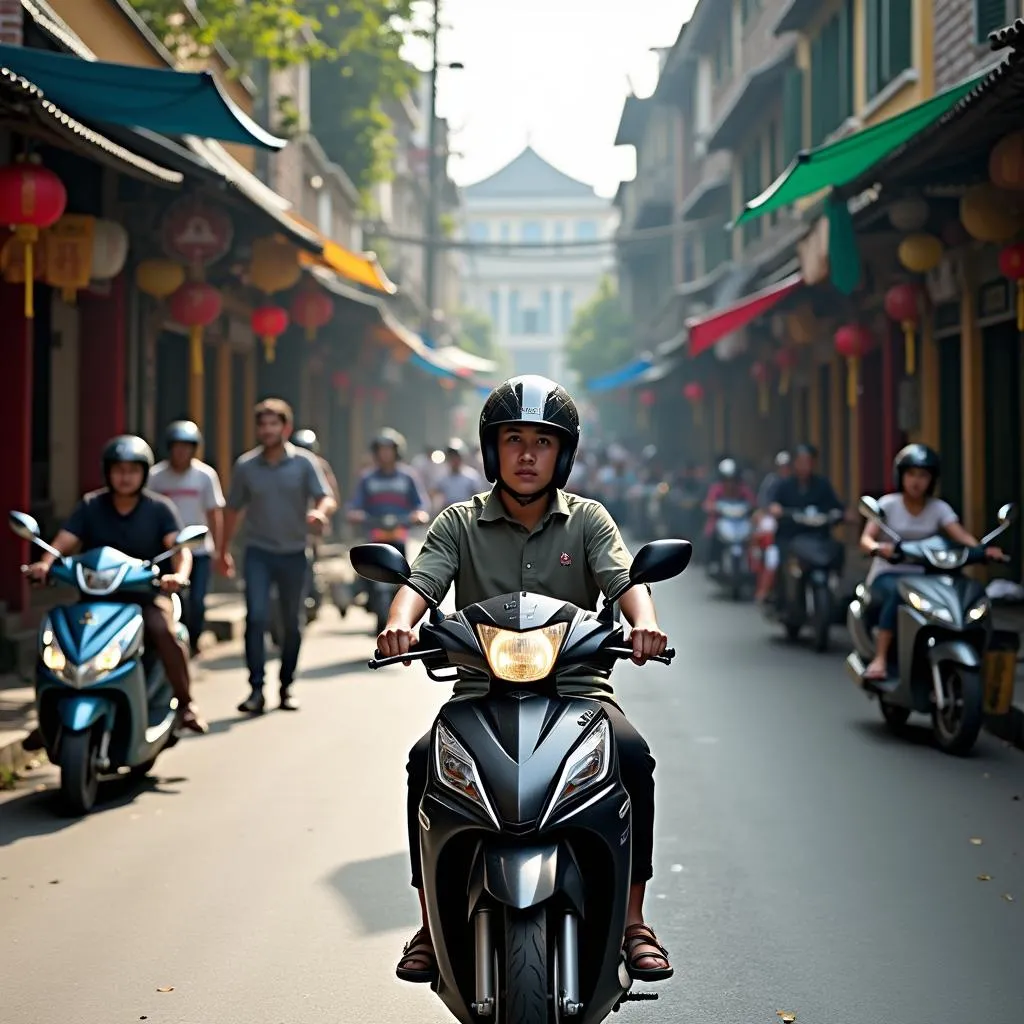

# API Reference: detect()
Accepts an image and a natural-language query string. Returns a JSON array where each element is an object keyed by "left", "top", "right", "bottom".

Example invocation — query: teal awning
[{"left": 0, "top": 43, "right": 285, "bottom": 150}]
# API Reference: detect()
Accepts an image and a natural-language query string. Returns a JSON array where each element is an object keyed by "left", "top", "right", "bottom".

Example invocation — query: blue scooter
[{"left": 8, "top": 511, "right": 208, "bottom": 815}]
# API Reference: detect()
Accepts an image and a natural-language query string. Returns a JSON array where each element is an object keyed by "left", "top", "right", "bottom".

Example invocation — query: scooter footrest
[{"left": 622, "top": 992, "right": 659, "bottom": 1001}]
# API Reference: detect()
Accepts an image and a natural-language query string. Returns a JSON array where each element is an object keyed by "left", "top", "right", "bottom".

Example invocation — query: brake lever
[
  {"left": 368, "top": 647, "right": 444, "bottom": 670},
  {"left": 605, "top": 645, "right": 676, "bottom": 665}
]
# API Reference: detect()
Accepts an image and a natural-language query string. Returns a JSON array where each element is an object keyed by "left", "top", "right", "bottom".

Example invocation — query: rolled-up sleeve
[
  {"left": 584, "top": 501, "right": 633, "bottom": 599},
  {"left": 408, "top": 507, "right": 461, "bottom": 603}
]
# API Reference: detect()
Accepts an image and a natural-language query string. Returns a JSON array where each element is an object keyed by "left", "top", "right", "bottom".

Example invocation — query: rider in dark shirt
[
  {"left": 768, "top": 444, "right": 844, "bottom": 544},
  {"left": 25, "top": 436, "right": 207, "bottom": 734}
]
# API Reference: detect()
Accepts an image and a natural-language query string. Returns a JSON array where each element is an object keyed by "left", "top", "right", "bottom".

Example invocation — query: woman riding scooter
[{"left": 859, "top": 444, "right": 1003, "bottom": 681}]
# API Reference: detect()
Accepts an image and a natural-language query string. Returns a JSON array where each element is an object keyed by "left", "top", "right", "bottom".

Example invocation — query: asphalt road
[{"left": 2, "top": 570, "right": 1023, "bottom": 1024}]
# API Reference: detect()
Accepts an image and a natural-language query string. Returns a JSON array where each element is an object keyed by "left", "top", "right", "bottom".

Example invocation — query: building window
[
  {"left": 514, "top": 349, "right": 553, "bottom": 378},
  {"left": 741, "top": 139, "right": 763, "bottom": 247},
  {"left": 489, "top": 289, "right": 501, "bottom": 332},
  {"left": 522, "top": 309, "right": 540, "bottom": 335},
  {"left": 574, "top": 220, "right": 598, "bottom": 241},
  {"left": 741, "top": 0, "right": 760, "bottom": 24},
  {"left": 810, "top": 0, "right": 854, "bottom": 146},
  {"left": 499, "top": 221, "right": 511, "bottom": 241},
  {"left": 865, "top": 0, "right": 913, "bottom": 101},
  {"left": 521, "top": 221, "right": 543, "bottom": 242},
  {"left": 704, "top": 223, "right": 731, "bottom": 272},
  {"left": 767, "top": 121, "right": 779, "bottom": 227},
  {"left": 560, "top": 288, "right": 574, "bottom": 332},
  {"left": 713, "top": 25, "right": 733, "bottom": 84},
  {"left": 976, "top": 0, "right": 1010, "bottom": 43},
  {"left": 468, "top": 221, "right": 489, "bottom": 241},
  {"left": 539, "top": 289, "right": 552, "bottom": 334},
  {"left": 781, "top": 66, "right": 805, "bottom": 163},
  {"left": 509, "top": 290, "right": 521, "bottom": 334},
  {"left": 554, "top": 222, "right": 565, "bottom": 245}
]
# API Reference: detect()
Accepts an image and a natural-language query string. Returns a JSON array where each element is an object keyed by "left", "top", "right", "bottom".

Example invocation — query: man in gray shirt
[{"left": 220, "top": 398, "right": 335, "bottom": 714}]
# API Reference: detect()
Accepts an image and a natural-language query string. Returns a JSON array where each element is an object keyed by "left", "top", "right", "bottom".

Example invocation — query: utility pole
[{"left": 423, "top": 0, "right": 441, "bottom": 333}]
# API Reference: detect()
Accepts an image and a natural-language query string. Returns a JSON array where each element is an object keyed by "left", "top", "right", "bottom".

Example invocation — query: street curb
[{"left": 985, "top": 706, "right": 1024, "bottom": 750}]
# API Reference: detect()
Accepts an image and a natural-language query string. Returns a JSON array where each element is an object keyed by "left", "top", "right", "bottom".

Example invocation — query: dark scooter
[
  {"left": 350, "top": 538, "right": 691, "bottom": 1024},
  {"left": 846, "top": 496, "right": 1017, "bottom": 755},
  {"left": 8, "top": 511, "right": 208, "bottom": 814},
  {"left": 770, "top": 506, "right": 845, "bottom": 651}
]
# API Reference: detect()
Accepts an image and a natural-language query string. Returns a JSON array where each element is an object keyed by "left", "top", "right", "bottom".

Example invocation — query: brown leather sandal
[
  {"left": 623, "top": 923, "right": 674, "bottom": 981},
  {"left": 396, "top": 927, "right": 438, "bottom": 984}
]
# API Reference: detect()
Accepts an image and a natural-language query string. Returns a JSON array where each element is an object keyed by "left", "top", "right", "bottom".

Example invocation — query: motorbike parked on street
[
  {"left": 8, "top": 511, "right": 208, "bottom": 814},
  {"left": 706, "top": 498, "right": 754, "bottom": 601},
  {"left": 846, "top": 496, "right": 1018, "bottom": 755},
  {"left": 769, "top": 506, "right": 845, "bottom": 652},
  {"left": 350, "top": 537, "right": 691, "bottom": 1024}
]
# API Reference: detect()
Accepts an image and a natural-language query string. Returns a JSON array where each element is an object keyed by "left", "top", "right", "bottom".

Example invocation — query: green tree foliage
[
  {"left": 457, "top": 307, "right": 494, "bottom": 358},
  {"left": 566, "top": 277, "right": 633, "bottom": 384},
  {"left": 129, "top": 0, "right": 423, "bottom": 192}
]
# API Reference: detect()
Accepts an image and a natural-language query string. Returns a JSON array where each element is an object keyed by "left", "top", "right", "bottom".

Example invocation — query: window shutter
[
  {"left": 782, "top": 66, "right": 805, "bottom": 162},
  {"left": 767, "top": 123, "right": 779, "bottom": 226},
  {"left": 975, "top": 0, "right": 1007, "bottom": 44},
  {"left": 742, "top": 140, "right": 763, "bottom": 246},
  {"left": 810, "top": 34, "right": 824, "bottom": 145},
  {"left": 887, "top": 0, "right": 913, "bottom": 82},
  {"left": 838, "top": 0, "right": 855, "bottom": 121},
  {"left": 865, "top": 0, "right": 881, "bottom": 99}
]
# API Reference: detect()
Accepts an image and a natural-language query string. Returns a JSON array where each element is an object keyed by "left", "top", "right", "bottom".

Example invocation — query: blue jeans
[
  {"left": 243, "top": 546, "right": 308, "bottom": 692},
  {"left": 185, "top": 553, "right": 211, "bottom": 653},
  {"left": 870, "top": 572, "right": 903, "bottom": 631}
]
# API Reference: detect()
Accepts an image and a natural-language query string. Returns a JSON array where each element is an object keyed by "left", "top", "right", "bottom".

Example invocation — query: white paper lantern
[
  {"left": 90, "top": 219, "right": 129, "bottom": 281},
  {"left": 714, "top": 333, "right": 747, "bottom": 361},
  {"left": 887, "top": 197, "right": 929, "bottom": 233}
]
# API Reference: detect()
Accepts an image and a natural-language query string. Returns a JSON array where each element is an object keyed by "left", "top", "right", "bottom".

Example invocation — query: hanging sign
[
  {"left": 160, "top": 195, "right": 233, "bottom": 270},
  {"left": 44, "top": 214, "right": 96, "bottom": 301}
]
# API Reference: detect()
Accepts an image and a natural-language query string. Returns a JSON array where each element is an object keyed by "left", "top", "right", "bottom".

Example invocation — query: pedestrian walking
[
  {"left": 149, "top": 420, "right": 226, "bottom": 657},
  {"left": 219, "top": 399, "right": 336, "bottom": 714}
]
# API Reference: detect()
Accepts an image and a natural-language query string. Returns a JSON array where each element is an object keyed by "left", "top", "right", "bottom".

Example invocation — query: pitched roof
[{"left": 464, "top": 146, "right": 596, "bottom": 199}]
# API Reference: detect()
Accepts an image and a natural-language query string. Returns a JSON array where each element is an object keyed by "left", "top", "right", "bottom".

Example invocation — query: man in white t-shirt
[{"left": 149, "top": 421, "right": 226, "bottom": 657}]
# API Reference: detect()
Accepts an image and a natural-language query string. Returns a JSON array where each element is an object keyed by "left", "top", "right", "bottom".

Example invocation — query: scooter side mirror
[
  {"left": 8, "top": 510, "right": 40, "bottom": 541},
  {"left": 998, "top": 502, "right": 1017, "bottom": 525},
  {"left": 858, "top": 496, "right": 885, "bottom": 523},
  {"left": 349, "top": 542, "right": 441, "bottom": 616},
  {"left": 628, "top": 539, "right": 694, "bottom": 588},
  {"left": 152, "top": 525, "right": 210, "bottom": 564}
]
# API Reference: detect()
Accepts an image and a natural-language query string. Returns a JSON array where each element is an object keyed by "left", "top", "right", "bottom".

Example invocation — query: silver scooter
[{"left": 846, "top": 496, "right": 1016, "bottom": 755}]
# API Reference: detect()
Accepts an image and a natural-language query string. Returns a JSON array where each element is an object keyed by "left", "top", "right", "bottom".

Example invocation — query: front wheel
[
  {"left": 59, "top": 728, "right": 100, "bottom": 815},
  {"left": 503, "top": 906, "right": 550, "bottom": 1024},
  {"left": 812, "top": 585, "right": 832, "bottom": 653},
  {"left": 932, "top": 665, "right": 984, "bottom": 755},
  {"left": 880, "top": 702, "right": 911, "bottom": 731}
]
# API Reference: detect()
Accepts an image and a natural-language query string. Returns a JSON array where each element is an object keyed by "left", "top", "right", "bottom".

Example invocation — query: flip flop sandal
[
  {"left": 623, "top": 923, "right": 674, "bottom": 982},
  {"left": 396, "top": 927, "right": 438, "bottom": 984}
]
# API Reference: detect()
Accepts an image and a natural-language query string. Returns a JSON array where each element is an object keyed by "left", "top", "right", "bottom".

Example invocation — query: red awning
[{"left": 687, "top": 273, "right": 804, "bottom": 357}]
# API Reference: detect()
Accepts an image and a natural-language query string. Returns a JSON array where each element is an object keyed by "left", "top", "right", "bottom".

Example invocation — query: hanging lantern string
[
  {"left": 190, "top": 326, "right": 204, "bottom": 376},
  {"left": 846, "top": 356, "right": 859, "bottom": 409},
  {"left": 902, "top": 320, "right": 916, "bottom": 376}
]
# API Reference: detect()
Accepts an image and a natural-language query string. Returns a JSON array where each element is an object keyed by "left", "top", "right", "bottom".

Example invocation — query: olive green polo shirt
[{"left": 409, "top": 487, "right": 634, "bottom": 695}]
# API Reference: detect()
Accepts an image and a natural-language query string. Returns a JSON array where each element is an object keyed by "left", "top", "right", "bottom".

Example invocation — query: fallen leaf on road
[
  {"left": 156, "top": 986, "right": 174, "bottom": 993},
  {"left": 978, "top": 874, "right": 992, "bottom": 882},
  {"left": 1003, "top": 894, "right": 1014, "bottom": 902},
  {"left": 970, "top": 838, "right": 983, "bottom": 845},
  {"left": 777, "top": 1013, "right": 796, "bottom": 1022}
]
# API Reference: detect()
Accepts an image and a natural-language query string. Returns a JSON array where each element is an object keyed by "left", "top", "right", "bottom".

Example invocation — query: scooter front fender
[
  {"left": 468, "top": 841, "right": 584, "bottom": 916},
  {"left": 58, "top": 694, "right": 116, "bottom": 733},
  {"left": 927, "top": 639, "right": 982, "bottom": 670}
]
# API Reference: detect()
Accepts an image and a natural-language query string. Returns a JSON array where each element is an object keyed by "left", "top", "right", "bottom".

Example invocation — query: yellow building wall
[{"left": 48, "top": 0, "right": 257, "bottom": 170}]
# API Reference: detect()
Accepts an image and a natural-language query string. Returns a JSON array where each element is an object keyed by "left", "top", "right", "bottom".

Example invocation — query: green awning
[
  {"left": 0, "top": 43, "right": 285, "bottom": 151},
  {"left": 734, "top": 71, "right": 987, "bottom": 226}
]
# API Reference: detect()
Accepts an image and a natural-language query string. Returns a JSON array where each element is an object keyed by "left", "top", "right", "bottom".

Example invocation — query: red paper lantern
[
  {"left": 291, "top": 286, "right": 334, "bottom": 341},
  {"left": 883, "top": 283, "right": 921, "bottom": 375},
  {"left": 252, "top": 305, "right": 289, "bottom": 363},
  {"left": 773, "top": 348, "right": 798, "bottom": 395},
  {"left": 682, "top": 381, "right": 704, "bottom": 425},
  {"left": 169, "top": 281, "right": 222, "bottom": 376},
  {"left": 331, "top": 370, "right": 350, "bottom": 391},
  {"left": 999, "top": 242, "right": 1024, "bottom": 331},
  {"left": 0, "top": 158, "right": 68, "bottom": 318},
  {"left": 834, "top": 324, "right": 870, "bottom": 408},
  {"left": 638, "top": 388, "right": 656, "bottom": 408}
]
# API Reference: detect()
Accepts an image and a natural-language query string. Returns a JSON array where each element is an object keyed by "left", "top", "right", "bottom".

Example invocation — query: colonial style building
[{"left": 460, "top": 147, "right": 615, "bottom": 383}]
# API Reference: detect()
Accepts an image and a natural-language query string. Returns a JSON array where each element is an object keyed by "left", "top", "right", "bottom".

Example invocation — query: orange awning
[{"left": 287, "top": 213, "right": 395, "bottom": 294}]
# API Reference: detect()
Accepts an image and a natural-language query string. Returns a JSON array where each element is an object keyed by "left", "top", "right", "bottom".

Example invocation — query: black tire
[
  {"left": 879, "top": 702, "right": 911, "bottom": 730},
  {"left": 503, "top": 906, "right": 550, "bottom": 1024},
  {"left": 932, "top": 665, "right": 984, "bottom": 755},
  {"left": 785, "top": 623, "right": 801, "bottom": 641},
  {"left": 60, "top": 728, "right": 100, "bottom": 815},
  {"left": 812, "top": 585, "right": 831, "bottom": 653}
]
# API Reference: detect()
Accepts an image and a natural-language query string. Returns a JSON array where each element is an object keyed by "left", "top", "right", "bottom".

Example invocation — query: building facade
[
  {"left": 460, "top": 147, "right": 615, "bottom": 383},
  {"left": 934, "top": 0, "right": 1020, "bottom": 88}
]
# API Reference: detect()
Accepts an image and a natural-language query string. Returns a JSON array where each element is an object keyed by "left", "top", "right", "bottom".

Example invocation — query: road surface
[{"left": 2, "top": 571, "right": 1023, "bottom": 1024}]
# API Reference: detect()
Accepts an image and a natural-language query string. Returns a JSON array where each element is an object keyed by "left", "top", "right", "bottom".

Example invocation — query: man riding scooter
[
  {"left": 752, "top": 451, "right": 791, "bottom": 603},
  {"left": 24, "top": 436, "right": 208, "bottom": 737},
  {"left": 703, "top": 458, "right": 755, "bottom": 575}
]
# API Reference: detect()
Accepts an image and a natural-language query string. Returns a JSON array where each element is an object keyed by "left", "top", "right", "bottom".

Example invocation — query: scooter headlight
[
  {"left": 968, "top": 598, "right": 991, "bottom": 622},
  {"left": 434, "top": 723, "right": 499, "bottom": 827},
  {"left": 541, "top": 718, "right": 611, "bottom": 825},
  {"left": 477, "top": 623, "right": 567, "bottom": 683},
  {"left": 40, "top": 623, "right": 68, "bottom": 674},
  {"left": 907, "top": 591, "right": 954, "bottom": 624}
]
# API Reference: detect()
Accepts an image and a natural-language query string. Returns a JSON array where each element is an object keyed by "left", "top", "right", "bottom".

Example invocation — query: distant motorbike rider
[
  {"left": 753, "top": 451, "right": 791, "bottom": 603},
  {"left": 378, "top": 376, "right": 673, "bottom": 986},
  {"left": 859, "top": 444, "right": 1001, "bottom": 681},
  {"left": 149, "top": 420, "right": 225, "bottom": 657},
  {"left": 703, "top": 458, "right": 755, "bottom": 572},
  {"left": 24, "top": 436, "right": 207, "bottom": 734},
  {"left": 346, "top": 429, "right": 429, "bottom": 555}
]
